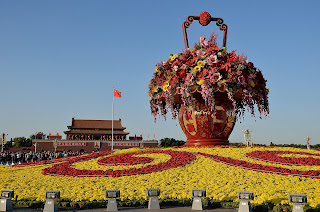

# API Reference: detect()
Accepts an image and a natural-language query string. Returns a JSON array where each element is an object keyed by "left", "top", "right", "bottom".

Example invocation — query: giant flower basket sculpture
[{"left": 148, "top": 12, "right": 269, "bottom": 146}]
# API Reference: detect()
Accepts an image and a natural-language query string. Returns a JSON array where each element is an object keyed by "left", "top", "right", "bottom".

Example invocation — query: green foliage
[
  {"left": 30, "top": 132, "right": 46, "bottom": 140},
  {"left": 220, "top": 201, "right": 239, "bottom": 208},
  {"left": 272, "top": 204, "right": 292, "bottom": 212},
  {"left": 12, "top": 137, "right": 32, "bottom": 147},
  {"left": 4, "top": 139, "right": 13, "bottom": 147},
  {"left": 231, "top": 142, "right": 320, "bottom": 149},
  {"left": 208, "top": 200, "right": 222, "bottom": 208},
  {"left": 159, "top": 138, "right": 185, "bottom": 147},
  {"left": 251, "top": 203, "right": 273, "bottom": 212}
]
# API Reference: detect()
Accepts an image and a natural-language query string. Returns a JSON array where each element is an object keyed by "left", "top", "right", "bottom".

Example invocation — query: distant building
[
  {"left": 30, "top": 118, "right": 158, "bottom": 152},
  {"left": 64, "top": 118, "right": 130, "bottom": 141}
]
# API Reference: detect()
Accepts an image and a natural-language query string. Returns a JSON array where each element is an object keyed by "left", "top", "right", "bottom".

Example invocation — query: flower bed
[{"left": 1, "top": 146, "right": 320, "bottom": 208}]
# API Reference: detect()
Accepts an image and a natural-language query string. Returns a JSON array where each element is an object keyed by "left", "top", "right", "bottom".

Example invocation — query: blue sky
[{"left": 0, "top": 0, "right": 319, "bottom": 145}]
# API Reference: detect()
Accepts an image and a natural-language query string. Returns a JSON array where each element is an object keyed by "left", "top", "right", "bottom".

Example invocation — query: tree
[
  {"left": 160, "top": 138, "right": 185, "bottom": 147},
  {"left": 30, "top": 132, "right": 46, "bottom": 140},
  {"left": 4, "top": 138, "right": 13, "bottom": 148},
  {"left": 13, "top": 137, "right": 32, "bottom": 147}
]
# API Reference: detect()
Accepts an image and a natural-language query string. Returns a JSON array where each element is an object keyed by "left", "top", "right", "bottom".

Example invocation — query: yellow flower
[
  {"left": 170, "top": 54, "right": 178, "bottom": 61},
  {"left": 249, "top": 81, "right": 255, "bottom": 87},
  {"left": 191, "top": 66, "right": 201, "bottom": 76},
  {"left": 197, "top": 79, "right": 204, "bottom": 85},
  {"left": 194, "top": 66, "right": 201, "bottom": 71},
  {"left": 152, "top": 86, "right": 159, "bottom": 93},
  {"left": 163, "top": 81, "right": 170, "bottom": 91},
  {"left": 190, "top": 68, "right": 197, "bottom": 76},
  {"left": 197, "top": 60, "right": 204, "bottom": 68},
  {"left": 220, "top": 79, "right": 227, "bottom": 86}
]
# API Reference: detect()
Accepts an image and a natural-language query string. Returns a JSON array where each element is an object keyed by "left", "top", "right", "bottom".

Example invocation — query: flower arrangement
[{"left": 148, "top": 32, "right": 269, "bottom": 119}]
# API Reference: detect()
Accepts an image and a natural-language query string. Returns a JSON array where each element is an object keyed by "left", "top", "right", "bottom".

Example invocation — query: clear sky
[{"left": 0, "top": 0, "right": 319, "bottom": 145}]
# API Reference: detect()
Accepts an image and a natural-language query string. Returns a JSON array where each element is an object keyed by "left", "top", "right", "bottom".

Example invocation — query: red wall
[{"left": 32, "top": 140, "right": 159, "bottom": 152}]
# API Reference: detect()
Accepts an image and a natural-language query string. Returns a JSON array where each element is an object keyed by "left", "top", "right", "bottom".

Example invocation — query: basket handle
[{"left": 182, "top": 12, "right": 228, "bottom": 49}]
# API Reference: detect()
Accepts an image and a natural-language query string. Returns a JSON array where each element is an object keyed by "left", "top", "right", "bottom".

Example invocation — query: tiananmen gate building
[
  {"left": 64, "top": 118, "right": 130, "bottom": 141},
  {"left": 32, "top": 118, "right": 158, "bottom": 152}
]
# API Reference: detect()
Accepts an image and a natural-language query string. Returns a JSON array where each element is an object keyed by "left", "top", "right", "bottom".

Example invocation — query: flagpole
[{"left": 112, "top": 87, "right": 114, "bottom": 151}]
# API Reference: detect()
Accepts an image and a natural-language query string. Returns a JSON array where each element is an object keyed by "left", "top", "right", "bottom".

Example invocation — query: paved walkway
[{"left": 11, "top": 206, "right": 237, "bottom": 211}]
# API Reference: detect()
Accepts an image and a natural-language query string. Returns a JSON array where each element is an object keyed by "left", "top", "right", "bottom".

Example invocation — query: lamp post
[
  {"left": 0, "top": 189, "right": 14, "bottom": 211},
  {"left": 1, "top": 133, "right": 5, "bottom": 152},
  {"left": 146, "top": 189, "right": 160, "bottom": 209},
  {"left": 105, "top": 190, "right": 120, "bottom": 211},
  {"left": 44, "top": 190, "right": 60, "bottom": 212},
  {"left": 238, "top": 191, "right": 254, "bottom": 212},
  {"left": 33, "top": 142, "right": 38, "bottom": 153},
  {"left": 191, "top": 189, "right": 206, "bottom": 210},
  {"left": 304, "top": 136, "right": 311, "bottom": 150},
  {"left": 289, "top": 194, "right": 307, "bottom": 212},
  {"left": 53, "top": 139, "right": 58, "bottom": 152},
  {"left": 242, "top": 128, "right": 253, "bottom": 147}
]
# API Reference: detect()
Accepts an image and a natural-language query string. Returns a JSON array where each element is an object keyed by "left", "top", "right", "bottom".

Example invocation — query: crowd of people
[{"left": 0, "top": 150, "right": 86, "bottom": 165}]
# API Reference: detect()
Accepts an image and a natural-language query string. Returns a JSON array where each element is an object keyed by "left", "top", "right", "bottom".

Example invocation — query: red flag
[
  {"left": 140, "top": 134, "right": 143, "bottom": 138},
  {"left": 114, "top": 89, "right": 121, "bottom": 98},
  {"left": 49, "top": 132, "right": 51, "bottom": 136},
  {"left": 56, "top": 132, "right": 59, "bottom": 136}
]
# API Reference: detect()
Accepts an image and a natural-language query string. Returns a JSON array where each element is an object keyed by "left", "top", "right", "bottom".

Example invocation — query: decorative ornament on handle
[{"left": 182, "top": 11, "right": 228, "bottom": 49}]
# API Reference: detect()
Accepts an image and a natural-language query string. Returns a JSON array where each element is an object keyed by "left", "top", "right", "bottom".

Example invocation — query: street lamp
[
  {"left": 0, "top": 189, "right": 14, "bottom": 211},
  {"left": 105, "top": 190, "right": 120, "bottom": 211},
  {"left": 53, "top": 139, "right": 58, "bottom": 152},
  {"left": 289, "top": 194, "right": 307, "bottom": 212},
  {"left": 1, "top": 133, "right": 6, "bottom": 153},
  {"left": 191, "top": 189, "right": 206, "bottom": 210},
  {"left": 33, "top": 142, "right": 38, "bottom": 153},
  {"left": 304, "top": 136, "right": 311, "bottom": 150},
  {"left": 242, "top": 128, "right": 253, "bottom": 147},
  {"left": 43, "top": 190, "right": 60, "bottom": 212},
  {"left": 238, "top": 191, "right": 254, "bottom": 212},
  {"left": 146, "top": 189, "right": 160, "bottom": 210}
]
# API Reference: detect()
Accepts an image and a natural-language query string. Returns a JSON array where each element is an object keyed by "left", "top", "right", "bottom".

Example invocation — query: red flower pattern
[
  {"left": 12, "top": 149, "right": 320, "bottom": 179},
  {"left": 41, "top": 150, "right": 196, "bottom": 177}
]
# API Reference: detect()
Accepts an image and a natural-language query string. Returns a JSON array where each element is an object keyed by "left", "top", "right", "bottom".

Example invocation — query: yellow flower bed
[{"left": 1, "top": 146, "right": 320, "bottom": 207}]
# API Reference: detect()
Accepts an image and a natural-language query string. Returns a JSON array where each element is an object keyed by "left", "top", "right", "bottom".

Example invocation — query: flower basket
[{"left": 148, "top": 12, "right": 269, "bottom": 146}]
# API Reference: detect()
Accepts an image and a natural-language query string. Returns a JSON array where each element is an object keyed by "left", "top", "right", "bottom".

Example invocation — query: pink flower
[
  {"left": 206, "top": 55, "right": 217, "bottom": 65},
  {"left": 238, "top": 76, "right": 245, "bottom": 85},
  {"left": 211, "top": 72, "right": 222, "bottom": 83}
]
